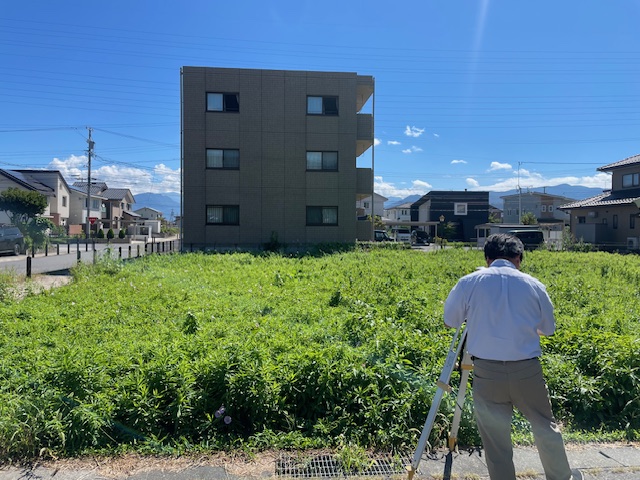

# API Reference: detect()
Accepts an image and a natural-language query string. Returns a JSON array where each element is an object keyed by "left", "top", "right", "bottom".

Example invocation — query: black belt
[{"left": 471, "top": 356, "right": 538, "bottom": 362}]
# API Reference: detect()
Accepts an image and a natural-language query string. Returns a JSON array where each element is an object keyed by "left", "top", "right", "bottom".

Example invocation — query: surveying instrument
[{"left": 406, "top": 325, "right": 473, "bottom": 480}]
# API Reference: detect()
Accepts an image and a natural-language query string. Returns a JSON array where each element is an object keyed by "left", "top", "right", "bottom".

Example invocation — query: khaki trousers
[{"left": 472, "top": 357, "right": 572, "bottom": 480}]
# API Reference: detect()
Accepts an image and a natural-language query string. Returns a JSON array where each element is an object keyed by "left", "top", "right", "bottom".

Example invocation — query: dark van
[{"left": 507, "top": 229, "right": 544, "bottom": 250}]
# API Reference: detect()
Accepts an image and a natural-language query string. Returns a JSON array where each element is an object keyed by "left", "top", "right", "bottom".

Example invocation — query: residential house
[
  {"left": 73, "top": 182, "right": 136, "bottom": 233},
  {"left": 0, "top": 169, "right": 71, "bottom": 227},
  {"left": 180, "top": 66, "right": 374, "bottom": 249},
  {"left": 558, "top": 154, "right": 640, "bottom": 250},
  {"left": 67, "top": 185, "right": 104, "bottom": 235},
  {"left": 134, "top": 207, "right": 163, "bottom": 221},
  {"left": 384, "top": 202, "right": 413, "bottom": 223},
  {"left": 356, "top": 192, "right": 387, "bottom": 219},
  {"left": 133, "top": 207, "right": 163, "bottom": 236},
  {"left": 411, "top": 191, "right": 490, "bottom": 242},
  {"left": 501, "top": 191, "right": 573, "bottom": 225}
]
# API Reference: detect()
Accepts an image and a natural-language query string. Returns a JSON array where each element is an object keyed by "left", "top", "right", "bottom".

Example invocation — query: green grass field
[{"left": 0, "top": 247, "right": 638, "bottom": 461}]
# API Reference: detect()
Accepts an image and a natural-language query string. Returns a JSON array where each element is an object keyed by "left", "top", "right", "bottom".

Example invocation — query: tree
[
  {"left": 27, "top": 217, "right": 55, "bottom": 250},
  {"left": 366, "top": 214, "right": 385, "bottom": 230},
  {"left": 521, "top": 212, "right": 538, "bottom": 225},
  {"left": 488, "top": 211, "right": 501, "bottom": 223},
  {"left": 0, "top": 188, "right": 48, "bottom": 230}
]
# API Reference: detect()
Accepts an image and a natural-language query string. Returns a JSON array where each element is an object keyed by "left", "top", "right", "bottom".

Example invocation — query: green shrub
[{"left": 0, "top": 249, "right": 637, "bottom": 459}]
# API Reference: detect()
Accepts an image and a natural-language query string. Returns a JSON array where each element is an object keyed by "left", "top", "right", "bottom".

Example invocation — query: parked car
[
  {"left": 411, "top": 230, "right": 431, "bottom": 245},
  {"left": 393, "top": 228, "right": 412, "bottom": 243},
  {"left": 0, "top": 225, "right": 25, "bottom": 255},
  {"left": 374, "top": 230, "right": 393, "bottom": 242},
  {"left": 507, "top": 229, "right": 544, "bottom": 250}
]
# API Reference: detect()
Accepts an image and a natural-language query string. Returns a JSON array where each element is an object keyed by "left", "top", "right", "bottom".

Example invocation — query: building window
[
  {"left": 307, "top": 96, "right": 339, "bottom": 115},
  {"left": 306, "top": 206, "right": 338, "bottom": 226},
  {"left": 207, "top": 93, "right": 239, "bottom": 112},
  {"left": 207, "top": 149, "right": 240, "bottom": 169},
  {"left": 363, "top": 202, "right": 370, "bottom": 209},
  {"left": 92, "top": 199, "right": 99, "bottom": 209},
  {"left": 62, "top": 196, "right": 67, "bottom": 207},
  {"left": 541, "top": 205, "right": 547, "bottom": 212},
  {"left": 454, "top": 203, "right": 468, "bottom": 215},
  {"left": 306, "top": 151, "right": 338, "bottom": 171},
  {"left": 613, "top": 214, "right": 618, "bottom": 229},
  {"left": 630, "top": 214, "right": 636, "bottom": 229},
  {"left": 622, "top": 173, "right": 640, "bottom": 187},
  {"left": 578, "top": 216, "right": 586, "bottom": 224},
  {"left": 207, "top": 205, "right": 239, "bottom": 225}
]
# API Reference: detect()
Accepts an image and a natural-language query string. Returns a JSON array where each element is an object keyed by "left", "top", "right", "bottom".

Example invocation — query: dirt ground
[{"left": 34, "top": 451, "right": 280, "bottom": 479}]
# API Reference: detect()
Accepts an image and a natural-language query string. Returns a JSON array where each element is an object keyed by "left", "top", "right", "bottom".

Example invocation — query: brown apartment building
[{"left": 180, "top": 67, "right": 374, "bottom": 249}]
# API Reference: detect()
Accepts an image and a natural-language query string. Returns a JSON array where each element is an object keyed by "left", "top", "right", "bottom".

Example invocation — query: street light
[{"left": 439, "top": 215, "right": 445, "bottom": 249}]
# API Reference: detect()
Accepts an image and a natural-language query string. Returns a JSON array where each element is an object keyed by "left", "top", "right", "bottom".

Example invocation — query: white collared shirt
[{"left": 444, "top": 259, "right": 555, "bottom": 361}]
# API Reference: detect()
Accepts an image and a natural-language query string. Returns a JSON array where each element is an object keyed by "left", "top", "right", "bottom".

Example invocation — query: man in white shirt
[{"left": 444, "top": 233, "right": 582, "bottom": 480}]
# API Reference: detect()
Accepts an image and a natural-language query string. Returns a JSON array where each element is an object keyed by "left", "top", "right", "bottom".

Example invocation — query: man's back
[{"left": 443, "top": 259, "right": 555, "bottom": 361}]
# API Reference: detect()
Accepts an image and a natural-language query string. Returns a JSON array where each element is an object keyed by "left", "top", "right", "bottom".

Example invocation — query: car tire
[{"left": 13, "top": 243, "right": 21, "bottom": 256}]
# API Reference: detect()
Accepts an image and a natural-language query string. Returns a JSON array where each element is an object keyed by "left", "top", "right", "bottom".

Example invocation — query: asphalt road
[{"left": 0, "top": 241, "right": 152, "bottom": 276}]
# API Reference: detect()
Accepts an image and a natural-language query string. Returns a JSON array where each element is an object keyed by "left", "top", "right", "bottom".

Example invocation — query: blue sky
[{"left": 2, "top": 1, "right": 640, "bottom": 199}]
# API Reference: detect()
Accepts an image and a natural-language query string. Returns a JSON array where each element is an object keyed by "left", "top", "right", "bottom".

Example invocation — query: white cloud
[
  {"left": 402, "top": 146, "right": 423, "bottom": 154},
  {"left": 387, "top": 140, "right": 401, "bottom": 145},
  {"left": 488, "top": 161, "right": 512, "bottom": 171},
  {"left": 467, "top": 171, "right": 611, "bottom": 192},
  {"left": 404, "top": 125, "right": 425, "bottom": 138},
  {"left": 451, "top": 159, "right": 467, "bottom": 165},
  {"left": 466, "top": 178, "right": 480, "bottom": 188},
  {"left": 48, "top": 155, "right": 180, "bottom": 195},
  {"left": 412, "top": 179, "right": 432, "bottom": 189},
  {"left": 433, "top": 133, "right": 440, "bottom": 138},
  {"left": 374, "top": 176, "right": 430, "bottom": 198},
  {"left": 374, "top": 138, "right": 381, "bottom": 146}
]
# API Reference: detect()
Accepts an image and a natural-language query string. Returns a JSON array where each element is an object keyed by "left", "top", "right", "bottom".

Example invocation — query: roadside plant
[{"left": 0, "top": 248, "right": 637, "bottom": 460}]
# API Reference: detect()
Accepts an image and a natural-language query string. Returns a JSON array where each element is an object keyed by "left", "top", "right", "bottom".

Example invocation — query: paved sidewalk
[{"left": 0, "top": 443, "right": 638, "bottom": 479}]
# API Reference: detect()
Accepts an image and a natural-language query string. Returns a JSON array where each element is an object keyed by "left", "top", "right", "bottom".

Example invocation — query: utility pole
[
  {"left": 86, "top": 128, "right": 94, "bottom": 239},
  {"left": 517, "top": 161, "right": 522, "bottom": 225}
]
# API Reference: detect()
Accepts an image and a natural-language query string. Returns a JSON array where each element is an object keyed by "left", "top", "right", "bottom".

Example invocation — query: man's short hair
[{"left": 484, "top": 233, "right": 524, "bottom": 260}]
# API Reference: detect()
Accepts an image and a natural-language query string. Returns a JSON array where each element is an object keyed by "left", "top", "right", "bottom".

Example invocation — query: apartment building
[{"left": 180, "top": 67, "right": 374, "bottom": 249}]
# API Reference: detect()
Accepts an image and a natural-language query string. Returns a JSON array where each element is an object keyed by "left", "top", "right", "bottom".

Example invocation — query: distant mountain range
[
  {"left": 133, "top": 192, "right": 180, "bottom": 220},
  {"left": 384, "top": 184, "right": 604, "bottom": 211},
  {"left": 133, "top": 184, "right": 603, "bottom": 220}
]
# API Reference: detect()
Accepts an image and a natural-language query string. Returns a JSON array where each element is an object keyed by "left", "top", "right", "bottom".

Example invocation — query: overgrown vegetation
[{"left": 0, "top": 248, "right": 638, "bottom": 461}]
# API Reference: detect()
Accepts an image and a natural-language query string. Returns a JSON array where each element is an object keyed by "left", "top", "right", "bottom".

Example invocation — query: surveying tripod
[{"left": 406, "top": 326, "right": 473, "bottom": 480}]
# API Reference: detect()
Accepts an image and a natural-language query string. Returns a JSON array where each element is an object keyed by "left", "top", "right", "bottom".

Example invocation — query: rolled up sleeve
[{"left": 444, "top": 281, "right": 467, "bottom": 328}]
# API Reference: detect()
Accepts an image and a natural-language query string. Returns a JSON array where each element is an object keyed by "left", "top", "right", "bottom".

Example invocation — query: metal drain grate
[{"left": 276, "top": 453, "right": 411, "bottom": 478}]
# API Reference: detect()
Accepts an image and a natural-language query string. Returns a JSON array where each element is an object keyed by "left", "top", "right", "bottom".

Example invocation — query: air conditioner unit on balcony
[{"left": 627, "top": 237, "right": 638, "bottom": 250}]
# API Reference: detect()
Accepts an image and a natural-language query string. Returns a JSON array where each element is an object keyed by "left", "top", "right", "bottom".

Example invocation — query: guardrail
[{"left": 23, "top": 238, "right": 181, "bottom": 278}]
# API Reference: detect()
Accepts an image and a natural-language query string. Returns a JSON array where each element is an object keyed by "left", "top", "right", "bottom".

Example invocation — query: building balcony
[
  {"left": 356, "top": 113, "right": 373, "bottom": 157},
  {"left": 357, "top": 167, "right": 373, "bottom": 196},
  {"left": 356, "top": 75, "right": 374, "bottom": 112}
]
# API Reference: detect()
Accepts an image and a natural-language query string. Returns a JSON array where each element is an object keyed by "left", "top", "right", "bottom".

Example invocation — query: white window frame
[{"left": 454, "top": 202, "right": 468, "bottom": 215}]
